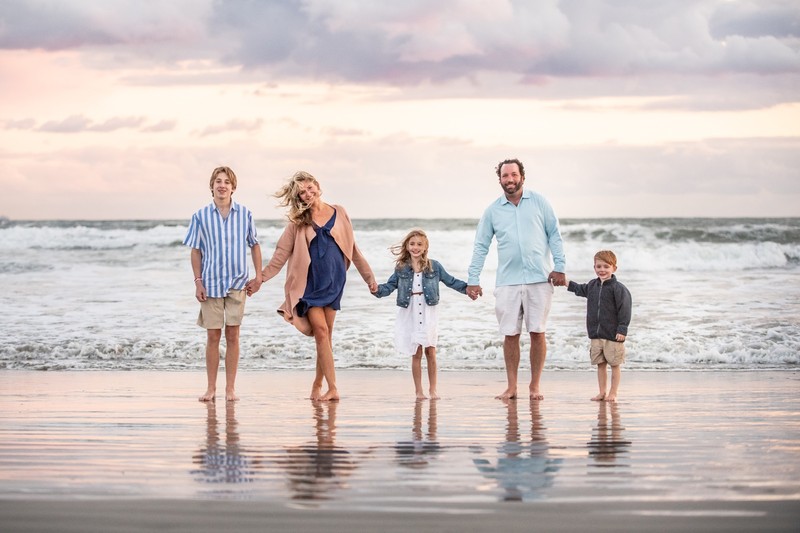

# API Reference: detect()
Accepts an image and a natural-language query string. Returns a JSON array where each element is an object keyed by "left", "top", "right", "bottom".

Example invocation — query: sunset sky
[{"left": 1, "top": 0, "right": 799, "bottom": 220}]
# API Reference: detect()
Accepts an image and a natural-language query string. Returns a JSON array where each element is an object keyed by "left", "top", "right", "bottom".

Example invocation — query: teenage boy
[{"left": 184, "top": 166, "right": 261, "bottom": 402}]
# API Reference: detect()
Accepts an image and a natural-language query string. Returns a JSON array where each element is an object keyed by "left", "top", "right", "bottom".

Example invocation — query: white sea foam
[{"left": 1, "top": 218, "right": 798, "bottom": 370}]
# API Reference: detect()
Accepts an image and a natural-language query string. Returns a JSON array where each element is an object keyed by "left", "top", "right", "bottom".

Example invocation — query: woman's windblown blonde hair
[{"left": 274, "top": 171, "right": 321, "bottom": 226}]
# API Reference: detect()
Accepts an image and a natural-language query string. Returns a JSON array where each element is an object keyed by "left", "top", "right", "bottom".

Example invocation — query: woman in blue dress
[{"left": 248, "top": 171, "right": 377, "bottom": 401}]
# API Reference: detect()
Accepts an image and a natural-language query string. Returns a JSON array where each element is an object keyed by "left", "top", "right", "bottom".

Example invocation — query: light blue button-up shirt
[
  {"left": 183, "top": 201, "right": 259, "bottom": 298},
  {"left": 468, "top": 189, "right": 565, "bottom": 287}
]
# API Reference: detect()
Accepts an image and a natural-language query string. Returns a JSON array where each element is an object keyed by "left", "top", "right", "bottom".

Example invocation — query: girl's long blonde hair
[
  {"left": 391, "top": 229, "right": 432, "bottom": 272},
  {"left": 274, "top": 170, "right": 320, "bottom": 226}
]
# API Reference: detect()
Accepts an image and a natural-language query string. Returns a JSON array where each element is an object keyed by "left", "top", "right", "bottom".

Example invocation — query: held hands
[
  {"left": 548, "top": 271, "right": 567, "bottom": 287},
  {"left": 368, "top": 281, "right": 378, "bottom": 293},
  {"left": 245, "top": 277, "right": 263, "bottom": 297},
  {"left": 466, "top": 285, "right": 483, "bottom": 300}
]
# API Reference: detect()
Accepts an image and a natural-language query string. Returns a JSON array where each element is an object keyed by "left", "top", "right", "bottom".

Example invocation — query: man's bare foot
[
  {"left": 320, "top": 388, "right": 340, "bottom": 402},
  {"left": 198, "top": 389, "right": 216, "bottom": 402},
  {"left": 226, "top": 389, "right": 239, "bottom": 402},
  {"left": 495, "top": 388, "right": 517, "bottom": 400},
  {"left": 591, "top": 393, "right": 605, "bottom": 401},
  {"left": 416, "top": 391, "right": 428, "bottom": 400},
  {"left": 529, "top": 389, "right": 544, "bottom": 400},
  {"left": 605, "top": 394, "right": 617, "bottom": 403},
  {"left": 309, "top": 386, "right": 323, "bottom": 401},
  {"left": 429, "top": 390, "right": 440, "bottom": 400}
]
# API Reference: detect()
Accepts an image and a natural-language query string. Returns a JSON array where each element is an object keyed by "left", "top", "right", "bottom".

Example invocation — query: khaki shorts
[
  {"left": 197, "top": 289, "right": 246, "bottom": 329},
  {"left": 494, "top": 283, "right": 553, "bottom": 336},
  {"left": 590, "top": 338, "right": 626, "bottom": 366}
]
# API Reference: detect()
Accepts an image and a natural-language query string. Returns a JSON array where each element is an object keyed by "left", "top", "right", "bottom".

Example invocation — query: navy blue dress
[{"left": 296, "top": 210, "right": 347, "bottom": 318}]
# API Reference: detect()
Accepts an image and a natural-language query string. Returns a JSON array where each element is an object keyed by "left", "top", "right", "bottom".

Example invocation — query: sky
[{"left": 1, "top": 0, "right": 799, "bottom": 220}]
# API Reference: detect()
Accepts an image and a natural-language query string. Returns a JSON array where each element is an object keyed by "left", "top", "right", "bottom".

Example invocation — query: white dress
[{"left": 394, "top": 272, "right": 439, "bottom": 356}]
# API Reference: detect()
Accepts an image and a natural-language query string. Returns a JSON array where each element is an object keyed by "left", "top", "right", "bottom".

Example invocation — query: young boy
[
  {"left": 183, "top": 166, "right": 262, "bottom": 402},
  {"left": 567, "top": 250, "right": 632, "bottom": 403}
]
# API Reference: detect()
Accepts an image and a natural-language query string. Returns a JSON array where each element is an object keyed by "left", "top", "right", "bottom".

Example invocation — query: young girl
[{"left": 372, "top": 229, "right": 469, "bottom": 399}]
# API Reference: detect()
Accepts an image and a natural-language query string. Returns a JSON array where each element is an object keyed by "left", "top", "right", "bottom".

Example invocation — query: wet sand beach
[{"left": 1, "top": 370, "right": 799, "bottom": 532}]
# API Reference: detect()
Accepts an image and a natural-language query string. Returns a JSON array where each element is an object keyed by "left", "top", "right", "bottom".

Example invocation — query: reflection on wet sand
[
  {"left": 280, "top": 401, "right": 356, "bottom": 500},
  {"left": 192, "top": 402, "right": 262, "bottom": 485},
  {"left": 473, "top": 400, "right": 563, "bottom": 501},
  {"left": 395, "top": 400, "right": 441, "bottom": 469},
  {"left": 587, "top": 402, "right": 631, "bottom": 468}
]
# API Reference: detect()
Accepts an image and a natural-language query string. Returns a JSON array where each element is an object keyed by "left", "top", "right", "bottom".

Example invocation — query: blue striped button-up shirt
[
  {"left": 468, "top": 189, "right": 565, "bottom": 287},
  {"left": 183, "top": 201, "right": 259, "bottom": 298}
]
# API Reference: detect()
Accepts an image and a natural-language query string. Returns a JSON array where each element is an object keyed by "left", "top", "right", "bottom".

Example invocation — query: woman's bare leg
[{"left": 307, "top": 307, "right": 339, "bottom": 401}]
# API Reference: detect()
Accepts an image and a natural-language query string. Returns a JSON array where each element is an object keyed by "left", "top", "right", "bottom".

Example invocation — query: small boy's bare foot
[
  {"left": 429, "top": 390, "right": 440, "bottom": 400},
  {"left": 605, "top": 394, "right": 617, "bottom": 403},
  {"left": 226, "top": 390, "right": 239, "bottom": 402},
  {"left": 320, "top": 389, "right": 340, "bottom": 402},
  {"left": 529, "top": 389, "right": 544, "bottom": 401},
  {"left": 495, "top": 388, "right": 517, "bottom": 400},
  {"left": 591, "top": 393, "right": 605, "bottom": 401},
  {"left": 198, "top": 390, "right": 216, "bottom": 402},
  {"left": 416, "top": 391, "right": 428, "bottom": 400}
]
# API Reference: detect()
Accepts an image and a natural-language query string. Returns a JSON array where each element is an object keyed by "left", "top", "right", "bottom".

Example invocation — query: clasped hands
[{"left": 467, "top": 272, "right": 566, "bottom": 301}]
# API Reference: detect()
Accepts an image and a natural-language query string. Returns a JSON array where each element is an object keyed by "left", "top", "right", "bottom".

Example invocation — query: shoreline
[{"left": 1, "top": 370, "right": 798, "bottom": 532}]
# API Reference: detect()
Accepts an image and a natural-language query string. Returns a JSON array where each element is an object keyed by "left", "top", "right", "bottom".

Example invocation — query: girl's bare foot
[
  {"left": 320, "top": 388, "right": 339, "bottom": 402},
  {"left": 226, "top": 389, "right": 239, "bottom": 402},
  {"left": 429, "top": 390, "right": 440, "bottom": 400},
  {"left": 309, "top": 386, "right": 323, "bottom": 401},
  {"left": 529, "top": 389, "right": 544, "bottom": 400},
  {"left": 591, "top": 393, "right": 605, "bottom": 401},
  {"left": 416, "top": 391, "right": 428, "bottom": 400},
  {"left": 198, "top": 389, "right": 216, "bottom": 402},
  {"left": 605, "top": 394, "right": 617, "bottom": 403}
]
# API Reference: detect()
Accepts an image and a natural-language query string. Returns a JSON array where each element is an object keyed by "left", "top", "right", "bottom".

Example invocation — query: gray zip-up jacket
[{"left": 568, "top": 275, "right": 632, "bottom": 341}]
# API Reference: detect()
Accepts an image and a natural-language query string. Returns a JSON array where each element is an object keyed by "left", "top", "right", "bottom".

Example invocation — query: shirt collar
[{"left": 500, "top": 189, "right": 531, "bottom": 205}]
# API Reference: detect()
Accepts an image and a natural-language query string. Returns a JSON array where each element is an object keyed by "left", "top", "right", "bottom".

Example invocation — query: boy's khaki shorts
[
  {"left": 590, "top": 338, "right": 626, "bottom": 366},
  {"left": 197, "top": 290, "right": 246, "bottom": 329}
]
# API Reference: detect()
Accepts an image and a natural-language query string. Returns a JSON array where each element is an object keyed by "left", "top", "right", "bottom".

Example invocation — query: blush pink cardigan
[{"left": 261, "top": 204, "right": 375, "bottom": 336}]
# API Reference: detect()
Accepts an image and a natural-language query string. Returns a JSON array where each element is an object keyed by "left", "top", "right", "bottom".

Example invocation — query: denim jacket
[{"left": 373, "top": 259, "right": 467, "bottom": 308}]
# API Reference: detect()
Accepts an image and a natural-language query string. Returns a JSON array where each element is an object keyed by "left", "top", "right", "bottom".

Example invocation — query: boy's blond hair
[
  {"left": 594, "top": 250, "right": 617, "bottom": 267},
  {"left": 209, "top": 166, "right": 238, "bottom": 193}
]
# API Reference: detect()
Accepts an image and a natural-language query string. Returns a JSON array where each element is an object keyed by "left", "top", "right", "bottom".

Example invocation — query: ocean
[{"left": 1, "top": 218, "right": 798, "bottom": 371}]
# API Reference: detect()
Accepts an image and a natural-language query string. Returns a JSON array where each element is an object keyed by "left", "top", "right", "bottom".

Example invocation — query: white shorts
[{"left": 494, "top": 283, "right": 554, "bottom": 336}]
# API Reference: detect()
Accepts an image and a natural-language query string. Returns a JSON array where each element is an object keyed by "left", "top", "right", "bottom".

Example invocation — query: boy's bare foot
[
  {"left": 429, "top": 390, "right": 440, "bottom": 400},
  {"left": 495, "top": 388, "right": 517, "bottom": 400},
  {"left": 416, "top": 391, "right": 428, "bottom": 400},
  {"left": 198, "top": 389, "right": 216, "bottom": 402},
  {"left": 226, "top": 389, "right": 239, "bottom": 402},
  {"left": 320, "top": 388, "right": 339, "bottom": 402},
  {"left": 591, "top": 393, "right": 605, "bottom": 401},
  {"left": 605, "top": 394, "right": 617, "bottom": 403}
]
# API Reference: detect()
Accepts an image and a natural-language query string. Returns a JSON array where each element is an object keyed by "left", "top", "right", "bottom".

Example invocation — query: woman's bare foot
[
  {"left": 495, "top": 388, "right": 517, "bottom": 400},
  {"left": 591, "top": 393, "right": 605, "bottom": 401},
  {"left": 226, "top": 389, "right": 239, "bottom": 402},
  {"left": 429, "top": 390, "right": 440, "bottom": 400},
  {"left": 320, "top": 388, "right": 339, "bottom": 402},
  {"left": 529, "top": 389, "right": 544, "bottom": 400},
  {"left": 416, "top": 391, "right": 428, "bottom": 400},
  {"left": 198, "top": 389, "right": 216, "bottom": 402},
  {"left": 309, "top": 386, "right": 323, "bottom": 401},
  {"left": 605, "top": 394, "right": 617, "bottom": 403}
]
